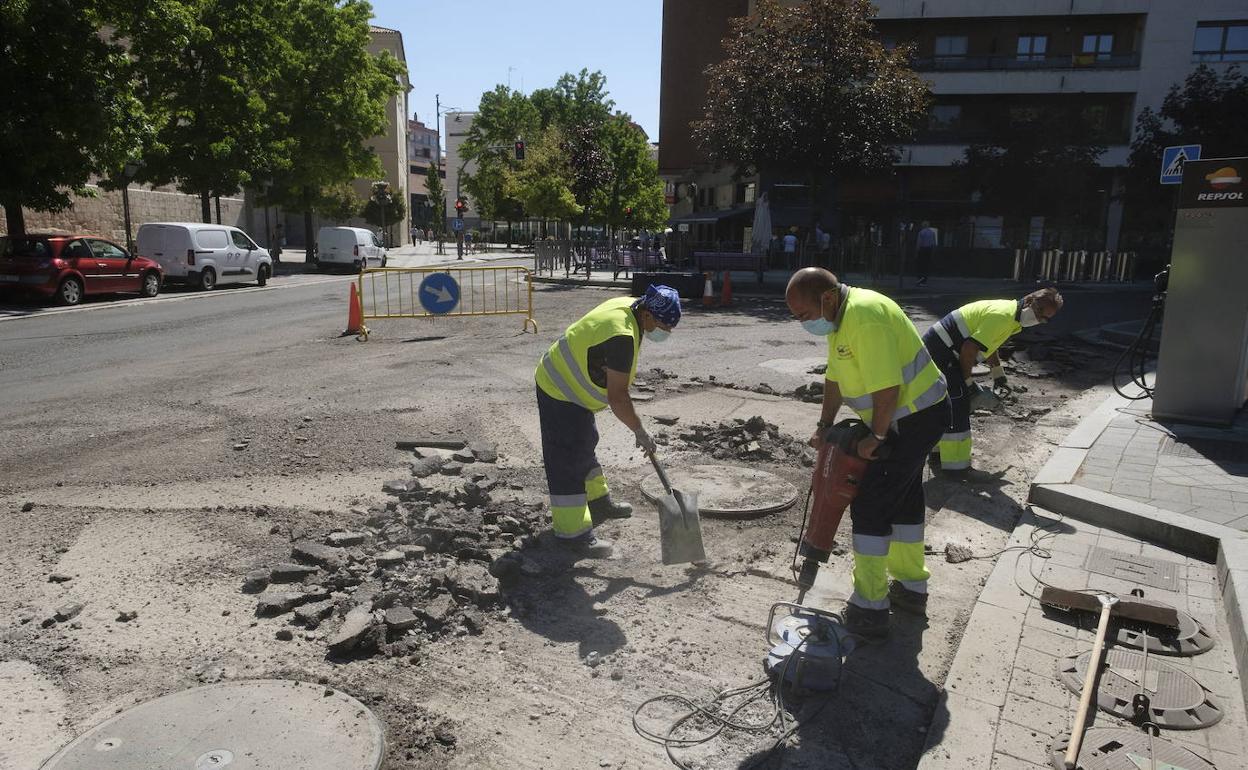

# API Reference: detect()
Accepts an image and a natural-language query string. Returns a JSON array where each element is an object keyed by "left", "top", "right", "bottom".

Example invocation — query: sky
[{"left": 368, "top": 0, "right": 663, "bottom": 142}]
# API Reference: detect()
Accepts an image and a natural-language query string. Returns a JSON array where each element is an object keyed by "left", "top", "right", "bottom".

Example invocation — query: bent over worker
[
  {"left": 786, "top": 268, "right": 948, "bottom": 640},
  {"left": 922, "top": 288, "right": 1063, "bottom": 475},
  {"left": 534, "top": 285, "right": 681, "bottom": 557}
]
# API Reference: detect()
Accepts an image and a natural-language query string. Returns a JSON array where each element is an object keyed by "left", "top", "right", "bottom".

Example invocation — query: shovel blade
[{"left": 656, "top": 487, "right": 706, "bottom": 565}]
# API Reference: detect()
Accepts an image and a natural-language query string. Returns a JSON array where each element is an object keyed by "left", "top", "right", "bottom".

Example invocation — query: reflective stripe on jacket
[
  {"left": 535, "top": 296, "right": 641, "bottom": 411},
  {"left": 824, "top": 287, "right": 947, "bottom": 424},
  {"left": 929, "top": 299, "right": 1022, "bottom": 362}
]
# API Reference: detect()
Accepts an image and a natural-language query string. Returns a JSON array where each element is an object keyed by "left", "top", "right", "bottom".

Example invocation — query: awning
[{"left": 668, "top": 205, "right": 755, "bottom": 225}]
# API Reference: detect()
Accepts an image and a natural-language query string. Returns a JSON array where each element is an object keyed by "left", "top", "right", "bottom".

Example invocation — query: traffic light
[
  {"left": 454, "top": 197, "right": 466, "bottom": 216},
  {"left": 514, "top": 140, "right": 525, "bottom": 161},
  {"left": 624, "top": 206, "right": 633, "bottom": 221}
]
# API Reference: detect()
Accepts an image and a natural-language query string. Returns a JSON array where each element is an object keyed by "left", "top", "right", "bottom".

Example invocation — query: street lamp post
[{"left": 121, "top": 161, "right": 140, "bottom": 253}]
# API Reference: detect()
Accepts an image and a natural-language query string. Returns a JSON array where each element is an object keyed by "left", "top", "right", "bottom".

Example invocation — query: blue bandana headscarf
[{"left": 635, "top": 284, "right": 681, "bottom": 327}]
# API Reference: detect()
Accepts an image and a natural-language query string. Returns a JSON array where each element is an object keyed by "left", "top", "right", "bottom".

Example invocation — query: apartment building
[
  {"left": 407, "top": 116, "right": 444, "bottom": 228},
  {"left": 658, "top": 1, "right": 1247, "bottom": 256},
  {"left": 350, "top": 25, "right": 412, "bottom": 244}
]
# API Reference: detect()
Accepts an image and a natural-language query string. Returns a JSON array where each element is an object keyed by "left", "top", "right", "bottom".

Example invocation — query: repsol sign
[{"left": 1197, "top": 191, "right": 1245, "bottom": 201}]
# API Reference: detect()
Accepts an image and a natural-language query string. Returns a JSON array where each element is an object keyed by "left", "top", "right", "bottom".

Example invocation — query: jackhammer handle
[{"left": 647, "top": 450, "right": 674, "bottom": 495}]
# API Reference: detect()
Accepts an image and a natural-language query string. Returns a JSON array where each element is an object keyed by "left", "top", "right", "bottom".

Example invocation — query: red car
[{"left": 0, "top": 234, "right": 163, "bottom": 305}]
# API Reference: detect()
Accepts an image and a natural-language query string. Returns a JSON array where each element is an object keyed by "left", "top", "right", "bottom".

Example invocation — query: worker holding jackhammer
[
  {"left": 922, "top": 288, "right": 1063, "bottom": 477},
  {"left": 786, "top": 268, "right": 948, "bottom": 640},
  {"left": 534, "top": 285, "right": 682, "bottom": 558}
]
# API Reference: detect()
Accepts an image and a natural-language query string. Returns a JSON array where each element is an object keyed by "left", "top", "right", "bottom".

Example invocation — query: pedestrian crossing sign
[{"left": 1160, "top": 144, "right": 1201, "bottom": 185}]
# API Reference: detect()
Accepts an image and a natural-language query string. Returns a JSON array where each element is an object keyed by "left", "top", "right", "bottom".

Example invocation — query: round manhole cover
[
  {"left": 1114, "top": 599, "right": 1215, "bottom": 657},
  {"left": 1049, "top": 727, "right": 1216, "bottom": 770},
  {"left": 640, "top": 464, "right": 799, "bottom": 518},
  {"left": 1056, "top": 650, "right": 1223, "bottom": 729},
  {"left": 40, "top": 680, "right": 385, "bottom": 769}
]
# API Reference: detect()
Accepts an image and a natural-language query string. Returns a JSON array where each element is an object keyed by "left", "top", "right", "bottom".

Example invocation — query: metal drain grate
[
  {"left": 1049, "top": 727, "right": 1216, "bottom": 770},
  {"left": 1160, "top": 436, "right": 1248, "bottom": 463},
  {"left": 1057, "top": 649, "right": 1224, "bottom": 729},
  {"left": 1084, "top": 547, "right": 1180, "bottom": 591}
]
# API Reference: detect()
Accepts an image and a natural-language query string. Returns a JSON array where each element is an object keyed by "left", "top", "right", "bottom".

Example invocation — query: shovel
[{"left": 646, "top": 450, "right": 707, "bottom": 565}]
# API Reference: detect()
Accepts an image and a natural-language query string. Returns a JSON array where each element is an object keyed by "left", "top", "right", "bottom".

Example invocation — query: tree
[
  {"left": 956, "top": 110, "right": 1107, "bottom": 247},
  {"left": 592, "top": 115, "right": 666, "bottom": 230},
  {"left": 514, "top": 128, "right": 582, "bottom": 227},
  {"left": 425, "top": 162, "right": 446, "bottom": 235},
  {"left": 361, "top": 192, "right": 406, "bottom": 234},
  {"left": 0, "top": 0, "right": 145, "bottom": 236},
  {"left": 1123, "top": 65, "right": 1248, "bottom": 243},
  {"left": 461, "top": 85, "right": 538, "bottom": 241},
  {"left": 257, "top": 0, "right": 403, "bottom": 253},
  {"left": 694, "top": 0, "right": 928, "bottom": 224},
  {"left": 530, "top": 69, "right": 613, "bottom": 131},
  {"left": 125, "top": 0, "right": 288, "bottom": 223}
]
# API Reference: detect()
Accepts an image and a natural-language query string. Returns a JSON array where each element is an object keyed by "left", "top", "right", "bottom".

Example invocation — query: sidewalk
[
  {"left": 273, "top": 243, "right": 527, "bottom": 274},
  {"left": 921, "top": 389, "right": 1248, "bottom": 768}
]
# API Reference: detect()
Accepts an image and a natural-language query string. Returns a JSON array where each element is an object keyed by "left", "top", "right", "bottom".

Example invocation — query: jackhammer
[{"left": 794, "top": 419, "right": 888, "bottom": 604}]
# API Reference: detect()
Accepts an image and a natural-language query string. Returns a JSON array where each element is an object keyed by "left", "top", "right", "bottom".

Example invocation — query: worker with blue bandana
[
  {"left": 534, "top": 285, "right": 681, "bottom": 557},
  {"left": 786, "top": 268, "right": 948, "bottom": 640},
  {"left": 922, "top": 288, "right": 1063, "bottom": 476}
]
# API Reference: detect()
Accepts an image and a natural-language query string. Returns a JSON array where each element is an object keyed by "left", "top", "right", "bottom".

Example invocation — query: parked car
[
  {"left": 315, "top": 226, "right": 387, "bottom": 272},
  {"left": 136, "top": 222, "right": 272, "bottom": 290},
  {"left": 0, "top": 234, "right": 163, "bottom": 306}
]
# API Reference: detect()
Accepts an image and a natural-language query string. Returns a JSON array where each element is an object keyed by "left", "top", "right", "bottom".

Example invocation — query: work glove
[
  {"left": 634, "top": 426, "right": 657, "bottom": 456},
  {"left": 969, "top": 382, "right": 1001, "bottom": 412},
  {"left": 990, "top": 364, "right": 1009, "bottom": 392}
]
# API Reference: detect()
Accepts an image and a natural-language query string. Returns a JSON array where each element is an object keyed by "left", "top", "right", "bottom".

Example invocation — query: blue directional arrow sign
[
  {"left": 419, "top": 272, "right": 460, "bottom": 314},
  {"left": 451, "top": 218, "right": 464, "bottom": 232},
  {"left": 1160, "top": 144, "right": 1201, "bottom": 185}
]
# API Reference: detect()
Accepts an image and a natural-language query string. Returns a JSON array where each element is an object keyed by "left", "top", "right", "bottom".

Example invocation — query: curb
[{"left": 1027, "top": 390, "right": 1248, "bottom": 710}]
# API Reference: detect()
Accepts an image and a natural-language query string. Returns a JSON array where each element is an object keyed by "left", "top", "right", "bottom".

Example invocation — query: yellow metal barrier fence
[{"left": 356, "top": 265, "right": 538, "bottom": 341}]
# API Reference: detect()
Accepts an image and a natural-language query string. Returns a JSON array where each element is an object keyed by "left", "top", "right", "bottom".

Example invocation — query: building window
[
  {"left": 1081, "top": 105, "right": 1109, "bottom": 137},
  {"left": 743, "top": 182, "right": 756, "bottom": 204},
  {"left": 934, "top": 35, "right": 968, "bottom": 60},
  {"left": 927, "top": 104, "right": 962, "bottom": 131},
  {"left": 1193, "top": 21, "right": 1248, "bottom": 62},
  {"left": 1081, "top": 33, "right": 1114, "bottom": 61},
  {"left": 1016, "top": 34, "right": 1047, "bottom": 61}
]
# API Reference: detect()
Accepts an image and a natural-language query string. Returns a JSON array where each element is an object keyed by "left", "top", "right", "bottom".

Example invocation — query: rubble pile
[
  {"left": 242, "top": 442, "right": 548, "bottom": 660},
  {"left": 675, "top": 416, "right": 815, "bottom": 465}
]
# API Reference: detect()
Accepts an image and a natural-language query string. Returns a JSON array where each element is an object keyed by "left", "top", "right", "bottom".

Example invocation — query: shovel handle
[{"left": 647, "top": 450, "right": 674, "bottom": 494}]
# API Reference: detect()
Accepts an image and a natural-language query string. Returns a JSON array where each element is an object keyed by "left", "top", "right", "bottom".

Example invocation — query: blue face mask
[
  {"left": 646, "top": 328, "right": 671, "bottom": 343},
  {"left": 800, "top": 292, "right": 837, "bottom": 336},
  {"left": 802, "top": 318, "right": 835, "bottom": 336}
]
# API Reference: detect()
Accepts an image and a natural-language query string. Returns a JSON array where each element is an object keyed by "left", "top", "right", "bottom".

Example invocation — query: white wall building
[{"left": 443, "top": 110, "right": 480, "bottom": 230}]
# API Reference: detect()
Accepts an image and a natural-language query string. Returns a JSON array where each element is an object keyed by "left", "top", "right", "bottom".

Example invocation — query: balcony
[{"left": 911, "top": 52, "right": 1140, "bottom": 72}]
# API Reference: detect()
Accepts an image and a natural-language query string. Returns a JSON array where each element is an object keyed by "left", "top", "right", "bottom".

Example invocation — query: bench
[
  {"left": 693, "top": 252, "right": 766, "bottom": 283},
  {"left": 612, "top": 250, "right": 666, "bottom": 279}
]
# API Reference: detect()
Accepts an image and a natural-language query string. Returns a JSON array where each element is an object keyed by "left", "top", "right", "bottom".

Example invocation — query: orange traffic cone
[
  {"left": 702, "top": 272, "right": 715, "bottom": 307},
  {"left": 719, "top": 270, "right": 734, "bottom": 306},
  {"left": 346, "top": 283, "right": 364, "bottom": 334}
]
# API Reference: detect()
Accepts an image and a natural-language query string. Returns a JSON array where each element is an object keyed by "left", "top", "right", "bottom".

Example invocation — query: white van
[
  {"left": 136, "top": 222, "right": 273, "bottom": 290},
  {"left": 315, "top": 227, "right": 387, "bottom": 272}
]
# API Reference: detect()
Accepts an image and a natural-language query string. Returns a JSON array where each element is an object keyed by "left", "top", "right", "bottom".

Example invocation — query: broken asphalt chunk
[
  {"left": 270, "top": 563, "right": 319, "bottom": 583},
  {"left": 327, "top": 605, "right": 378, "bottom": 655},
  {"left": 291, "top": 540, "right": 346, "bottom": 570}
]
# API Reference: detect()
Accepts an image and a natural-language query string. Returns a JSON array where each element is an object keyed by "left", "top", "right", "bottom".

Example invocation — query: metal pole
[{"left": 122, "top": 184, "right": 134, "bottom": 253}]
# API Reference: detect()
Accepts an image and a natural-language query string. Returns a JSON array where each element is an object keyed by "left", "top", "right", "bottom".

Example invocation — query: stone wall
[{"left": 0, "top": 184, "right": 248, "bottom": 245}]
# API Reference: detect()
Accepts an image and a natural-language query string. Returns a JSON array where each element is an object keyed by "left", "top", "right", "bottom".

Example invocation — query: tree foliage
[
  {"left": 0, "top": 0, "right": 145, "bottom": 235},
  {"left": 425, "top": 162, "right": 446, "bottom": 234},
  {"left": 361, "top": 192, "right": 406, "bottom": 231},
  {"left": 1123, "top": 65, "right": 1248, "bottom": 242},
  {"left": 695, "top": 0, "right": 928, "bottom": 191},
  {"left": 462, "top": 70, "right": 664, "bottom": 234}
]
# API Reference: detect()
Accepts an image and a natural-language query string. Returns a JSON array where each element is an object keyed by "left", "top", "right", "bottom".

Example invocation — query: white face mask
[
  {"left": 646, "top": 328, "right": 671, "bottom": 343},
  {"left": 1019, "top": 307, "right": 1042, "bottom": 327}
]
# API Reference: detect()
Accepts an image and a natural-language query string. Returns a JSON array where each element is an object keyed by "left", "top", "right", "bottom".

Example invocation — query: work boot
[
  {"left": 589, "top": 496, "right": 633, "bottom": 525},
  {"left": 559, "top": 532, "right": 614, "bottom": 559},
  {"left": 842, "top": 603, "right": 890, "bottom": 641},
  {"left": 888, "top": 582, "right": 929, "bottom": 617}
]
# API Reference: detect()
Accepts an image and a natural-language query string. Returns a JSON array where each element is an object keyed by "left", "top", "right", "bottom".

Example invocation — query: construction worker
[
  {"left": 923, "top": 288, "right": 1064, "bottom": 476},
  {"left": 786, "top": 268, "right": 948, "bottom": 640},
  {"left": 534, "top": 285, "right": 681, "bottom": 557}
]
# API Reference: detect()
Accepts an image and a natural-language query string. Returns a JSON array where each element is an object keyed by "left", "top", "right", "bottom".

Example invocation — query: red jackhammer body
[{"left": 796, "top": 420, "right": 882, "bottom": 601}]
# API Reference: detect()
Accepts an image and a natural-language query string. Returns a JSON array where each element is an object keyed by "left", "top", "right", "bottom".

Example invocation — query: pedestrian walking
[
  {"left": 922, "top": 288, "right": 1063, "bottom": 476},
  {"left": 534, "top": 285, "right": 682, "bottom": 558},
  {"left": 786, "top": 267, "right": 948, "bottom": 640},
  {"left": 915, "top": 221, "right": 937, "bottom": 287},
  {"left": 410, "top": 224, "right": 418, "bottom": 246},
  {"left": 272, "top": 223, "right": 284, "bottom": 263},
  {"left": 783, "top": 227, "right": 799, "bottom": 268}
]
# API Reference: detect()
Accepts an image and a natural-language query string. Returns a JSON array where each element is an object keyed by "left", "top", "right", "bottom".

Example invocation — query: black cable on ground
[{"left": 1112, "top": 269, "right": 1168, "bottom": 400}]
